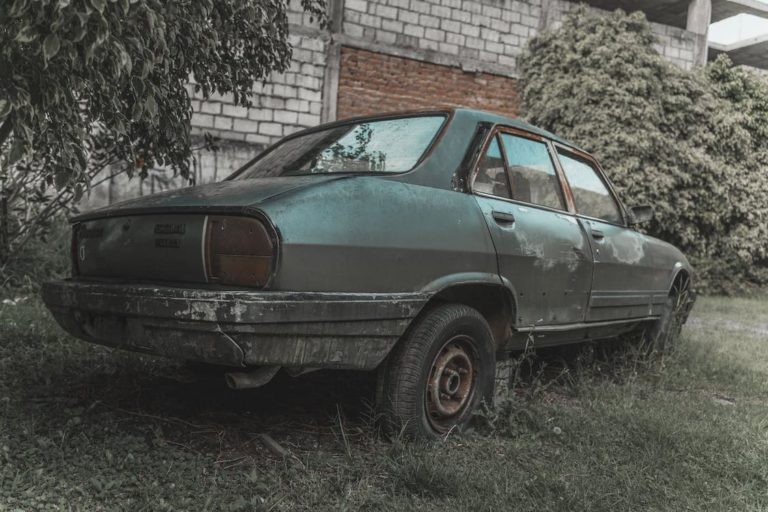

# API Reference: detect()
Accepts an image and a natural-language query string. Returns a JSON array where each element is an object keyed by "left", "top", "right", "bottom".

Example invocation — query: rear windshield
[{"left": 233, "top": 115, "right": 446, "bottom": 179}]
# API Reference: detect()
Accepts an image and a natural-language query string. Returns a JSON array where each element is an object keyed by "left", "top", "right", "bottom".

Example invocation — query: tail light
[{"left": 204, "top": 215, "right": 277, "bottom": 288}]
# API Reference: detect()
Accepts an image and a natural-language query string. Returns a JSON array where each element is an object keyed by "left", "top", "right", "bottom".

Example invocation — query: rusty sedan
[{"left": 43, "top": 109, "right": 695, "bottom": 439}]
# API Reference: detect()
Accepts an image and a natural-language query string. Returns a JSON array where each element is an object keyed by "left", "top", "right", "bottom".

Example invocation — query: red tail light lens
[{"left": 205, "top": 216, "right": 276, "bottom": 288}]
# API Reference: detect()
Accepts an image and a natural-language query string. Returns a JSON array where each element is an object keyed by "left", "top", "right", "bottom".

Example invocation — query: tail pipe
[{"left": 225, "top": 365, "right": 281, "bottom": 389}]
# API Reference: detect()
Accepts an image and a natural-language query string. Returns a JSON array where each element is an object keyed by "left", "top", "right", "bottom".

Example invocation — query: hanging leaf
[
  {"left": 130, "top": 76, "right": 144, "bottom": 96},
  {"left": 9, "top": 0, "right": 29, "bottom": 18},
  {"left": 76, "top": 11, "right": 90, "bottom": 26},
  {"left": 131, "top": 100, "right": 143, "bottom": 120},
  {"left": 15, "top": 25, "right": 38, "bottom": 43},
  {"left": 117, "top": 45, "right": 132, "bottom": 74},
  {"left": 145, "top": 95, "right": 157, "bottom": 117},
  {"left": 0, "top": 100, "right": 11, "bottom": 120},
  {"left": 72, "top": 24, "right": 87, "bottom": 42},
  {"left": 43, "top": 33, "right": 61, "bottom": 61},
  {"left": 5, "top": 138, "right": 26, "bottom": 167},
  {"left": 54, "top": 168, "right": 70, "bottom": 189},
  {"left": 89, "top": 0, "right": 106, "bottom": 13}
]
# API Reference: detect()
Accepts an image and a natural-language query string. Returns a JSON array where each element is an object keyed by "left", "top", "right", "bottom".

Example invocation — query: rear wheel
[
  {"left": 377, "top": 303, "right": 496, "bottom": 440},
  {"left": 645, "top": 274, "right": 692, "bottom": 353}
]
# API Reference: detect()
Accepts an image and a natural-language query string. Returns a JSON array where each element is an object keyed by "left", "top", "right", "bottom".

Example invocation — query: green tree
[
  {"left": 0, "top": 0, "right": 325, "bottom": 268},
  {"left": 518, "top": 8, "right": 768, "bottom": 292}
]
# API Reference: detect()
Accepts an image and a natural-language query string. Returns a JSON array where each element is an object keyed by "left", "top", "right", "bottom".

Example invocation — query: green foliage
[
  {"left": 0, "top": 0, "right": 325, "bottom": 262},
  {"left": 518, "top": 9, "right": 768, "bottom": 293},
  {"left": 0, "top": 214, "right": 70, "bottom": 291}
]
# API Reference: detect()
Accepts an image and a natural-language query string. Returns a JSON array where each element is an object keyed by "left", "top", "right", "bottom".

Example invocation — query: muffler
[{"left": 225, "top": 365, "right": 281, "bottom": 389}]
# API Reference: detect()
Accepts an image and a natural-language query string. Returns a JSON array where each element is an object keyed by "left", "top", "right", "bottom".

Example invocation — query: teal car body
[{"left": 42, "top": 108, "right": 695, "bottom": 371}]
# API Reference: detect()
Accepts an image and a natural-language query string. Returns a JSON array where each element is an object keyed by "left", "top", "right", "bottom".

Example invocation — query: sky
[{"left": 709, "top": 11, "right": 768, "bottom": 46}]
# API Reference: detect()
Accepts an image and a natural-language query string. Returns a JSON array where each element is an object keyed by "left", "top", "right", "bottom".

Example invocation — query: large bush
[{"left": 518, "top": 9, "right": 768, "bottom": 293}]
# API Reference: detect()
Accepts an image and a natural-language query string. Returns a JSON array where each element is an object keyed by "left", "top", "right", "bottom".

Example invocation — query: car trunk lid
[
  {"left": 75, "top": 213, "right": 209, "bottom": 283},
  {"left": 72, "top": 176, "right": 340, "bottom": 283},
  {"left": 73, "top": 175, "right": 343, "bottom": 222}
]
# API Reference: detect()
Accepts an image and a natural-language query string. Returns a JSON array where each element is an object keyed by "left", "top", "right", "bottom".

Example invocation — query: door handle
[
  {"left": 491, "top": 211, "right": 516, "bottom": 225},
  {"left": 591, "top": 229, "right": 605, "bottom": 240}
]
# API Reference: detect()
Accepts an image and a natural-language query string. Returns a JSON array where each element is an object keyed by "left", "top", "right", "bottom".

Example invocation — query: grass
[{"left": 1, "top": 294, "right": 767, "bottom": 511}]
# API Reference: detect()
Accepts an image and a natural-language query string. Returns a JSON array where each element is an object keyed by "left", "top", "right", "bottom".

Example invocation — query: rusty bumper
[{"left": 42, "top": 280, "right": 428, "bottom": 369}]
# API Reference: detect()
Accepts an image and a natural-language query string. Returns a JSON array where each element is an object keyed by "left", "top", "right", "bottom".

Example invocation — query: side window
[
  {"left": 473, "top": 136, "right": 510, "bottom": 198},
  {"left": 557, "top": 151, "right": 623, "bottom": 224},
  {"left": 499, "top": 133, "right": 565, "bottom": 210}
]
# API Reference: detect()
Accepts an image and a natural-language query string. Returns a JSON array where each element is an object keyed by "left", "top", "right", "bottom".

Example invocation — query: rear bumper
[{"left": 42, "top": 280, "right": 428, "bottom": 369}]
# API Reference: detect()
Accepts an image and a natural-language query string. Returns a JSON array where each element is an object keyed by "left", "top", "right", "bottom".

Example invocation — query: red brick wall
[{"left": 337, "top": 47, "right": 520, "bottom": 120}]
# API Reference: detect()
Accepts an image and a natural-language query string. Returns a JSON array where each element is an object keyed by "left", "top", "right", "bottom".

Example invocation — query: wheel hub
[{"left": 426, "top": 337, "right": 478, "bottom": 431}]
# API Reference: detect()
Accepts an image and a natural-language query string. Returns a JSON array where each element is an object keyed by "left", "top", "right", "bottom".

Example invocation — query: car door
[
  {"left": 553, "top": 146, "right": 670, "bottom": 322},
  {"left": 471, "top": 128, "right": 593, "bottom": 327}
]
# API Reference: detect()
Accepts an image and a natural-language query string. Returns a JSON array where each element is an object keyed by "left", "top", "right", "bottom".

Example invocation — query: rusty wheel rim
[{"left": 425, "top": 335, "right": 478, "bottom": 433}]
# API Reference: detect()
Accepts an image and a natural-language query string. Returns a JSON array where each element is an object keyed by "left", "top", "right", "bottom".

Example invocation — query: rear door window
[
  {"left": 473, "top": 136, "right": 510, "bottom": 198},
  {"left": 557, "top": 151, "right": 623, "bottom": 224},
  {"left": 499, "top": 133, "right": 565, "bottom": 210}
]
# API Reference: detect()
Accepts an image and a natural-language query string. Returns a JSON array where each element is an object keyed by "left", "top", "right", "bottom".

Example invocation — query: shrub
[
  {"left": 0, "top": 214, "right": 70, "bottom": 293},
  {"left": 518, "top": 8, "right": 768, "bottom": 293}
]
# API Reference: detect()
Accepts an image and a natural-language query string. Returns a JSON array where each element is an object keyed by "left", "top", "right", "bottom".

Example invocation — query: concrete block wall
[
  {"left": 189, "top": 34, "right": 327, "bottom": 147},
  {"left": 652, "top": 23, "right": 698, "bottom": 70},
  {"left": 343, "top": 0, "right": 541, "bottom": 73},
  {"left": 83, "top": 141, "right": 261, "bottom": 209}
]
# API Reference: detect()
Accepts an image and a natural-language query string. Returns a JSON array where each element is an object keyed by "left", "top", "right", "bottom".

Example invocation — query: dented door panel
[
  {"left": 474, "top": 195, "right": 593, "bottom": 327},
  {"left": 582, "top": 219, "right": 670, "bottom": 321}
]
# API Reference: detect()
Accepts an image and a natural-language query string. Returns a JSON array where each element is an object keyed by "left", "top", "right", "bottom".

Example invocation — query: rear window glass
[{"left": 234, "top": 115, "right": 446, "bottom": 178}]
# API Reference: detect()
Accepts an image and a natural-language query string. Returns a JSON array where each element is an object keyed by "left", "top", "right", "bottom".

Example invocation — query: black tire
[
  {"left": 376, "top": 303, "right": 496, "bottom": 440},
  {"left": 645, "top": 274, "right": 692, "bottom": 354}
]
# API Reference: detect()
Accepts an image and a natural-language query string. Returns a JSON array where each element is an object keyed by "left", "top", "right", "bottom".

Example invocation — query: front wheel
[
  {"left": 376, "top": 303, "right": 496, "bottom": 440},
  {"left": 645, "top": 274, "right": 693, "bottom": 353}
]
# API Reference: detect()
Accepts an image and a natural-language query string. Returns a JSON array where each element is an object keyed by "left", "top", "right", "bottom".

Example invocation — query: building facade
[{"left": 87, "top": 0, "right": 704, "bottom": 207}]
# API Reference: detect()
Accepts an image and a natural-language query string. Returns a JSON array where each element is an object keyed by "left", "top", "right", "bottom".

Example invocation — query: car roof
[
  {"left": 449, "top": 108, "right": 584, "bottom": 151},
  {"left": 324, "top": 107, "right": 588, "bottom": 154}
]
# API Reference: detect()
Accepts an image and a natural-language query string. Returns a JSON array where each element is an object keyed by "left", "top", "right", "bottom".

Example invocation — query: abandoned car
[{"left": 43, "top": 108, "right": 695, "bottom": 438}]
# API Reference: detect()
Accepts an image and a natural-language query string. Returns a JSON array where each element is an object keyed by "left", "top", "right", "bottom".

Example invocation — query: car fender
[{"left": 258, "top": 176, "right": 499, "bottom": 294}]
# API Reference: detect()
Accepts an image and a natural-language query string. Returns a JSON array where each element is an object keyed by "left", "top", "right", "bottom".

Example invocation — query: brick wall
[{"left": 337, "top": 47, "right": 519, "bottom": 118}]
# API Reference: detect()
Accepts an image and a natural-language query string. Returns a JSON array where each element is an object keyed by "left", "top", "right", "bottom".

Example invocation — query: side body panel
[
  {"left": 473, "top": 195, "right": 593, "bottom": 326},
  {"left": 259, "top": 177, "right": 500, "bottom": 293},
  {"left": 581, "top": 219, "right": 672, "bottom": 321}
]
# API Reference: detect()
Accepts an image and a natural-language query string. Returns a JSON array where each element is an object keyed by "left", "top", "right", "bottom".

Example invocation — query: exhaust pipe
[{"left": 225, "top": 365, "right": 281, "bottom": 389}]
